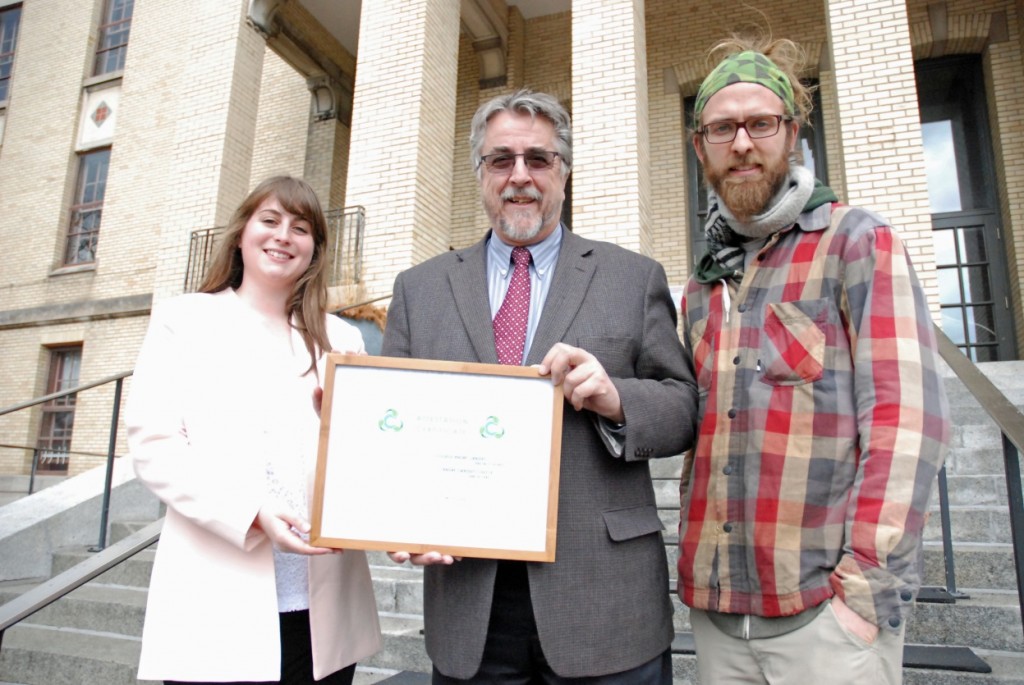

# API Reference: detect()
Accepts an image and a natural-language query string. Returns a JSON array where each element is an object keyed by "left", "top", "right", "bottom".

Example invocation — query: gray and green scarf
[{"left": 694, "top": 164, "right": 838, "bottom": 284}]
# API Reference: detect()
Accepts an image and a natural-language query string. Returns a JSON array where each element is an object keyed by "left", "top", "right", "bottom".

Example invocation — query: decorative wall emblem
[{"left": 91, "top": 101, "right": 111, "bottom": 127}]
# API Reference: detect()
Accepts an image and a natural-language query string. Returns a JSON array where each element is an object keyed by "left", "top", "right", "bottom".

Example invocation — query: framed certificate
[{"left": 310, "top": 354, "right": 564, "bottom": 562}]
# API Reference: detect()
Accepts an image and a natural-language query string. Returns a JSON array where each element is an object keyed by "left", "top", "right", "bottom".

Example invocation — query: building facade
[{"left": 0, "top": 0, "right": 1019, "bottom": 477}]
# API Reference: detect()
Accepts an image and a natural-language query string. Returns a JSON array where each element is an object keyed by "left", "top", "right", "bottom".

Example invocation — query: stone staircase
[{"left": 1, "top": 363, "right": 1023, "bottom": 683}]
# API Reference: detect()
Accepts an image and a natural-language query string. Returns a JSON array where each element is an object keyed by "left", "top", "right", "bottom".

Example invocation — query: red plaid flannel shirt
[{"left": 678, "top": 202, "right": 950, "bottom": 631}]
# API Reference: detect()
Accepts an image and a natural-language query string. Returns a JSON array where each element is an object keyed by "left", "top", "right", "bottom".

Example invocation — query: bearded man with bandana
[{"left": 677, "top": 37, "right": 950, "bottom": 684}]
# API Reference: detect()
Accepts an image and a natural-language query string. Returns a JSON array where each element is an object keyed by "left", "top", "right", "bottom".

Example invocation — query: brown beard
[{"left": 704, "top": 146, "right": 792, "bottom": 223}]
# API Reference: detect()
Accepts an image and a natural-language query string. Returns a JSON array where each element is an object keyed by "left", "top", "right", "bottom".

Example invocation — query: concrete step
[
  {"left": 908, "top": 591, "right": 1023, "bottom": 652},
  {"left": 108, "top": 521, "right": 157, "bottom": 546},
  {"left": 361, "top": 614, "right": 431, "bottom": 673},
  {"left": 0, "top": 622, "right": 157, "bottom": 685},
  {"left": 932, "top": 475, "right": 1012, "bottom": 507},
  {"left": 923, "top": 505, "right": 1014, "bottom": 545},
  {"left": 922, "top": 543, "right": 1020, "bottom": 592},
  {"left": 371, "top": 564, "right": 426, "bottom": 616},
  {"left": 904, "top": 648, "right": 1024, "bottom": 684},
  {"left": 0, "top": 581, "right": 147, "bottom": 638},
  {"left": 372, "top": 560, "right": 1022, "bottom": 661},
  {"left": 369, "top": 567, "right": 1021, "bottom": 655},
  {"left": 49, "top": 548, "right": 155, "bottom": 589}
]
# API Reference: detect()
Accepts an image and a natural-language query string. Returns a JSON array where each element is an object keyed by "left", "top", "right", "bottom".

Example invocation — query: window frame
[
  {"left": 0, "top": 3, "right": 21, "bottom": 105},
  {"left": 64, "top": 147, "right": 111, "bottom": 266},
  {"left": 36, "top": 346, "right": 83, "bottom": 472},
  {"left": 93, "top": 0, "right": 133, "bottom": 77}
]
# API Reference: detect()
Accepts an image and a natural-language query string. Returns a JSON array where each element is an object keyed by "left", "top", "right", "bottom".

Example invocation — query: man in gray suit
[{"left": 383, "top": 89, "right": 697, "bottom": 684}]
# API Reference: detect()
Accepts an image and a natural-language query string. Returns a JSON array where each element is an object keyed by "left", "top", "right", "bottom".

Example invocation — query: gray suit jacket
[{"left": 381, "top": 229, "right": 697, "bottom": 678}]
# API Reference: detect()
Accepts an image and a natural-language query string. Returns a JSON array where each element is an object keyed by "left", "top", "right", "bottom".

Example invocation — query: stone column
[
  {"left": 825, "top": 0, "right": 939, "bottom": 311},
  {"left": 571, "top": 0, "right": 651, "bottom": 255},
  {"left": 305, "top": 115, "right": 350, "bottom": 211},
  {"left": 345, "top": 0, "right": 461, "bottom": 300},
  {"left": 127, "top": 1, "right": 265, "bottom": 303}
]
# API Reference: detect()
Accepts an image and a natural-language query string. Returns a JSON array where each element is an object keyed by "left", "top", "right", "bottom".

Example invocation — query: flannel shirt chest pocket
[{"left": 759, "top": 299, "right": 831, "bottom": 385}]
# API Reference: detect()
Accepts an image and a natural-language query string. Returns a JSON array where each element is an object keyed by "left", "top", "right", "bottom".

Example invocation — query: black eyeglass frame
[
  {"left": 477, "top": 150, "right": 562, "bottom": 173},
  {"left": 697, "top": 115, "right": 794, "bottom": 144}
]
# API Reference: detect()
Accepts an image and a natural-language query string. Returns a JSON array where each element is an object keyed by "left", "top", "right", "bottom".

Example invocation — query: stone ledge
[{"left": 0, "top": 295, "right": 152, "bottom": 331}]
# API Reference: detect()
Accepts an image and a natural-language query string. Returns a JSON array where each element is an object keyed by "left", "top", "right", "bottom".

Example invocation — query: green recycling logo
[
  {"left": 479, "top": 416, "right": 506, "bottom": 439},
  {"left": 378, "top": 409, "right": 404, "bottom": 432}
]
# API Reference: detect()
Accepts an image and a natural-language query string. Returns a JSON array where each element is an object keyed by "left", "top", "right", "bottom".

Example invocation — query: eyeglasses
[
  {"left": 478, "top": 150, "right": 561, "bottom": 173},
  {"left": 698, "top": 115, "right": 792, "bottom": 144}
]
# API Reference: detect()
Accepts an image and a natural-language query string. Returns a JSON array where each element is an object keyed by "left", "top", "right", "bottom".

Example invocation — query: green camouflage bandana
[{"left": 694, "top": 51, "right": 794, "bottom": 124}]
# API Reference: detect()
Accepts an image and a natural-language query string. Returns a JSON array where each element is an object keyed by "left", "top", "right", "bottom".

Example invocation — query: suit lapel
[
  {"left": 449, "top": 234, "right": 500, "bottom": 364},
  {"left": 525, "top": 230, "right": 596, "bottom": 366}
]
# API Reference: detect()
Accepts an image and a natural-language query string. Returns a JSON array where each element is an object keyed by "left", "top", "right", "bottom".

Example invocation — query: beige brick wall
[
  {"left": 305, "top": 117, "right": 346, "bottom": 210},
  {"left": 143, "top": 1, "right": 265, "bottom": 304},
  {"left": 272, "top": 0, "right": 356, "bottom": 211},
  {"left": 63, "top": 317, "right": 148, "bottom": 476},
  {"left": 0, "top": 330, "right": 51, "bottom": 475},
  {"left": 348, "top": 0, "right": 461, "bottom": 300},
  {"left": 0, "top": 1, "right": 270, "bottom": 477},
  {"left": 0, "top": 0, "right": 106, "bottom": 311},
  {"left": 251, "top": 47, "right": 310, "bottom": 187},
  {"left": 450, "top": 32, "right": 484, "bottom": 250},
  {"left": 572, "top": 0, "right": 652, "bottom": 256},
  {"left": 0, "top": 317, "right": 146, "bottom": 477},
  {"left": 826, "top": 1, "right": 937, "bottom": 310}
]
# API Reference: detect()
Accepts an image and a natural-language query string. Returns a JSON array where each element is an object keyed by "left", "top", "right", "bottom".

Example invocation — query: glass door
[{"left": 917, "top": 55, "right": 1016, "bottom": 361}]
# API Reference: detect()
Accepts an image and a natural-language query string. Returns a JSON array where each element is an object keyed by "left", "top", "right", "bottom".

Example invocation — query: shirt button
[
  {"left": 737, "top": 304, "right": 747, "bottom": 313},
  {"left": 733, "top": 356, "right": 741, "bottom": 365},
  {"left": 727, "top": 408, "right": 737, "bottom": 419},
  {"left": 900, "top": 590, "right": 913, "bottom": 602},
  {"left": 889, "top": 617, "right": 901, "bottom": 628},
  {"left": 723, "top": 523, "right": 733, "bottom": 533},
  {"left": 723, "top": 465, "right": 733, "bottom": 475}
]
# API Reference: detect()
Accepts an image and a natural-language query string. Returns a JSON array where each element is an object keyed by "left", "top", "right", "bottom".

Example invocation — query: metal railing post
[
  {"left": 28, "top": 447, "right": 39, "bottom": 495},
  {"left": 1002, "top": 434, "right": 1024, "bottom": 642},
  {"left": 936, "top": 465, "right": 967, "bottom": 598},
  {"left": 89, "top": 377, "right": 123, "bottom": 553}
]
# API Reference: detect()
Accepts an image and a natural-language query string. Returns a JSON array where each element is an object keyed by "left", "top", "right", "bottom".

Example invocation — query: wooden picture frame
[{"left": 310, "top": 354, "right": 564, "bottom": 562}]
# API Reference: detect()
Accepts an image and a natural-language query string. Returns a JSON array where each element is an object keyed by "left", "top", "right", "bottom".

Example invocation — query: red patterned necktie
[{"left": 493, "top": 247, "right": 532, "bottom": 365}]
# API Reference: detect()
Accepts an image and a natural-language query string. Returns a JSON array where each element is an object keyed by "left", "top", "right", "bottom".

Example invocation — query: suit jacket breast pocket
[
  {"left": 759, "top": 299, "right": 831, "bottom": 386},
  {"left": 602, "top": 504, "right": 665, "bottom": 542},
  {"left": 576, "top": 335, "right": 638, "bottom": 379}
]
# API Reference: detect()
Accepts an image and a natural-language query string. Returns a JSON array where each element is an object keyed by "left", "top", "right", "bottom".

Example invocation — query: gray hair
[{"left": 469, "top": 89, "right": 573, "bottom": 180}]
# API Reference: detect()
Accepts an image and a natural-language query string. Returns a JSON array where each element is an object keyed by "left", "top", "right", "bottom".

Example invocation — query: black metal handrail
[
  {"left": 0, "top": 370, "right": 132, "bottom": 418},
  {"left": 0, "top": 519, "right": 162, "bottom": 651},
  {"left": 932, "top": 325, "right": 1024, "bottom": 641},
  {"left": 0, "top": 370, "right": 132, "bottom": 551}
]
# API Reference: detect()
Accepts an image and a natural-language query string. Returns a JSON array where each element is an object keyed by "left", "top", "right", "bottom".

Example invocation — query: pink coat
[{"left": 127, "top": 291, "right": 382, "bottom": 681}]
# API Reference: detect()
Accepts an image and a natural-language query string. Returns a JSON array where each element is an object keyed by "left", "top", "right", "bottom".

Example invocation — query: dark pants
[
  {"left": 432, "top": 561, "right": 672, "bottom": 685},
  {"left": 165, "top": 609, "right": 356, "bottom": 685}
]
